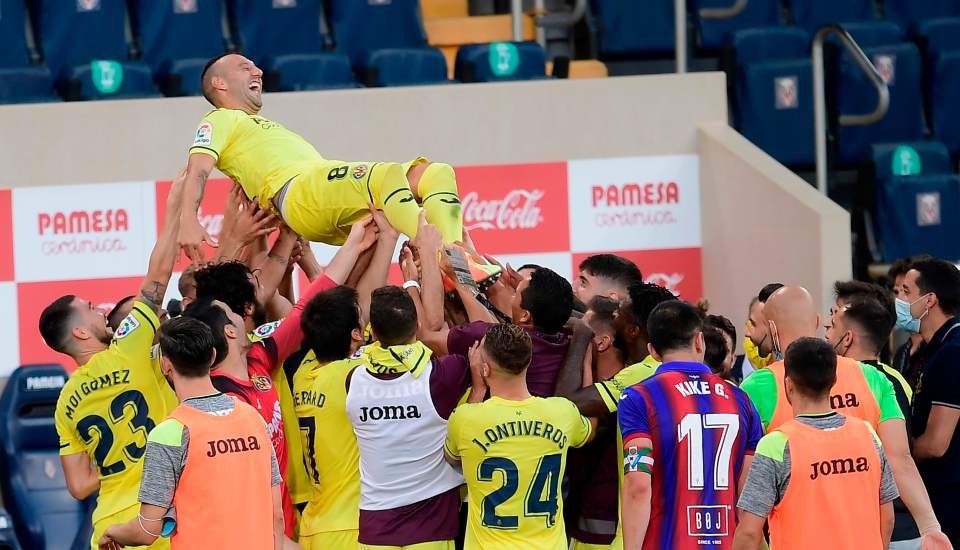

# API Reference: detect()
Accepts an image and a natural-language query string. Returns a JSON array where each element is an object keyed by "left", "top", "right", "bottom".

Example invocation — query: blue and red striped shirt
[{"left": 618, "top": 361, "right": 763, "bottom": 550}]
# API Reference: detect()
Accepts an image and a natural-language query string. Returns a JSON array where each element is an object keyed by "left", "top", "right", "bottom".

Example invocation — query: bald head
[{"left": 764, "top": 285, "right": 820, "bottom": 353}]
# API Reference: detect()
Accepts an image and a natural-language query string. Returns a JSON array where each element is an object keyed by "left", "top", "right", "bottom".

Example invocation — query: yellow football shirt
[
  {"left": 445, "top": 396, "right": 592, "bottom": 550},
  {"left": 54, "top": 302, "right": 177, "bottom": 526},
  {"left": 189, "top": 108, "right": 325, "bottom": 206},
  {"left": 292, "top": 351, "right": 363, "bottom": 536}
]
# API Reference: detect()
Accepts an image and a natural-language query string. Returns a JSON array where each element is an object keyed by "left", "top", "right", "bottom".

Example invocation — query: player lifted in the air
[{"left": 177, "top": 53, "right": 497, "bottom": 284}]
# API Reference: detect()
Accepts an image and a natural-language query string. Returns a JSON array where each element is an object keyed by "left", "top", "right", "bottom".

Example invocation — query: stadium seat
[
  {"left": 129, "top": 0, "right": 226, "bottom": 96},
  {"left": 589, "top": 0, "right": 675, "bottom": 57},
  {"left": 266, "top": 53, "right": 360, "bottom": 91},
  {"left": 874, "top": 174, "right": 960, "bottom": 261},
  {"left": 227, "top": 0, "right": 326, "bottom": 65},
  {"left": 834, "top": 42, "right": 925, "bottom": 164},
  {"left": 835, "top": 20, "right": 903, "bottom": 48},
  {"left": 731, "top": 27, "right": 810, "bottom": 65},
  {"left": 736, "top": 58, "right": 816, "bottom": 166},
  {"left": 64, "top": 61, "right": 161, "bottom": 101},
  {"left": 788, "top": 0, "right": 877, "bottom": 35},
  {"left": 454, "top": 41, "right": 547, "bottom": 82},
  {"left": 694, "top": 0, "right": 781, "bottom": 51},
  {"left": 327, "top": 0, "right": 429, "bottom": 68},
  {"left": 868, "top": 141, "right": 953, "bottom": 181},
  {"left": 0, "top": 0, "right": 57, "bottom": 104},
  {"left": 916, "top": 17, "right": 960, "bottom": 55},
  {"left": 0, "top": 365, "right": 84, "bottom": 550},
  {"left": 365, "top": 48, "right": 451, "bottom": 87},
  {"left": 931, "top": 50, "right": 960, "bottom": 154},
  {"left": 882, "top": 0, "right": 960, "bottom": 32},
  {"left": 0, "top": 507, "right": 21, "bottom": 550},
  {"left": 32, "top": 0, "right": 157, "bottom": 100}
]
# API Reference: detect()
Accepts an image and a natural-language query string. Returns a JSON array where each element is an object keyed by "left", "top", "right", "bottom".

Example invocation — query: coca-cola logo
[
  {"left": 197, "top": 207, "right": 223, "bottom": 238},
  {"left": 461, "top": 189, "right": 544, "bottom": 231},
  {"left": 38, "top": 210, "right": 129, "bottom": 235},
  {"left": 645, "top": 272, "right": 683, "bottom": 296}
]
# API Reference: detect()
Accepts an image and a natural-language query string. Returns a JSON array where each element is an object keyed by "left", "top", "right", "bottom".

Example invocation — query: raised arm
[
  {"left": 357, "top": 205, "right": 400, "bottom": 324},
  {"left": 138, "top": 169, "right": 187, "bottom": 313},
  {"left": 177, "top": 152, "right": 218, "bottom": 262},
  {"left": 253, "top": 226, "right": 298, "bottom": 307},
  {"left": 413, "top": 212, "right": 445, "bottom": 331}
]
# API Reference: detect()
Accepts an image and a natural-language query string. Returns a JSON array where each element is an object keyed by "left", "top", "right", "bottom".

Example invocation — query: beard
[
  {"left": 613, "top": 331, "right": 629, "bottom": 357},
  {"left": 252, "top": 302, "right": 268, "bottom": 328}
]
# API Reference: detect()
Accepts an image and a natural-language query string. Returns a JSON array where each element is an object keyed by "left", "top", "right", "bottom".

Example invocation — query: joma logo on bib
[
  {"left": 206, "top": 436, "right": 262, "bottom": 457},
  {"left": 809, "top": 456, "right": 870, "bottom": 480},
  {"left": 358, "top": 405, "right": 422, "bottom": 422}
]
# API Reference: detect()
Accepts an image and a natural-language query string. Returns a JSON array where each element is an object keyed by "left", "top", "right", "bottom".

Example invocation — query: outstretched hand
[
  {"left": 412, "top": 210, "right": 443, "bottom": 254},
  {"left": 344, "top": 215, "right": 379, "bottom": 252}
]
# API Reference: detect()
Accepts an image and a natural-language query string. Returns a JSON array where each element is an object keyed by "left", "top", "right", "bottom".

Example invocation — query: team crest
[
  {"left": 193, "top": 123, "right": 213, "bottom": 146},
  {"left": 774, "top": 76, "right": 799, "bottom": 110},
  {"left": 113, "top": 314, "right": 140, "bottom": 340},
  {"left": 352, "top": 164, "right": 368, "bottom": 180},
  {"left": 873, "top": 54, "right": 896, "bottom": 85},
  {"left": 77, "top": 0, "right": 100, "bottom": 12},
  {"left": 173, "top": 0, "right": 197, "bottom": 13},
  {"left": 251, "top": 375, "right": 273, "bottom": 391}
]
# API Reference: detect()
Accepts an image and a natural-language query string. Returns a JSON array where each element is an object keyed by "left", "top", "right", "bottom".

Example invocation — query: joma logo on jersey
[
  {"left": 830, "top": 392, "right": 861, "bottom": 409},
  {"left": 206, "top": 436, "right": 262, "bottom": 457},
  {"left": 358, "top": 405, "right": 421, "bottom": 422},
  {"left": 809, "top": 456, "right": 870, "bottom": 480}
]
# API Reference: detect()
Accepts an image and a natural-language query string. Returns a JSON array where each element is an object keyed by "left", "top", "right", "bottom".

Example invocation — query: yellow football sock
[
  {"left": 417, "top": 162, "right": 463, "bottom": 244},
  {"left": 374, "top": 162, "right": 421, "bottom": 239}
]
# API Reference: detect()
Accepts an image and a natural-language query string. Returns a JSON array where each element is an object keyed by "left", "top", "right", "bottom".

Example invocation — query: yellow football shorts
[
  {"left": 359, "top": 540, "right": 455, "bottom": 550},
  {"left": 299, "top": 529, "right": 360, "bottom": 550}
]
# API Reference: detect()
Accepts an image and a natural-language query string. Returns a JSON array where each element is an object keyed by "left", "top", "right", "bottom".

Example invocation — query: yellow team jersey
[
  {"left": 54, "top": 302, "right": 177, "bottom": 526},
  {"left": 445, "top": 396, "right": 592, "bottom": 550},
  {"left": 292, "top": 351, "right": 363, "bottom": 537},
  {"left": 189, "top": 108, "right": 325, "bottom": 206}
]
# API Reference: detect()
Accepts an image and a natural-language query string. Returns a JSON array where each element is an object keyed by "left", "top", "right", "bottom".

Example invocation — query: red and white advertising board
[{"left": 2, "top": 155, "right": 701, "bottom": 375}]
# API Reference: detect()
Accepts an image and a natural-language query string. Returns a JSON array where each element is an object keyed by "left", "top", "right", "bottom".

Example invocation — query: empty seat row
[{"left": 590, "top": 0, "right": 960, "bottom": 59}]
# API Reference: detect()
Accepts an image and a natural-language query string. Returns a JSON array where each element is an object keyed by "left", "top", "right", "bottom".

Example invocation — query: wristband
[{"left": 402, "top": 280, "right": 421, "bottom": 291}]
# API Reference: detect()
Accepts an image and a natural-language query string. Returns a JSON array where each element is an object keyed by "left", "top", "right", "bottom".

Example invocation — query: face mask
[
  {"left": 895, "top": 295, "right": 929, "bottom": 334},
  {"left": 832, "top": 332, "right": 850, "bottom": 356},
  {"left": 744, "top": 335, "right": 771, "bottom": 369}
]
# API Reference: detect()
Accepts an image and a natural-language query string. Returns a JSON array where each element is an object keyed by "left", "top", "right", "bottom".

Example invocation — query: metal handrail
[
  {"left": 812, "top": 25, "right": 890, "bottom": 194},
  {"left": 511, "top": 0, "right": 588, "bottom": 44},
  {"left": 675, "top": 0, "right": 749, "bottom": 73}
]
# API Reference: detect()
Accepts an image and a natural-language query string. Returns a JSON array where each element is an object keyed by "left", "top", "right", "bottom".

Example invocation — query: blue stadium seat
[
  {"left": 65, "top": 61, "right": 160, "bottom": 100},
  {"left": 0, "top": 0, "right": 58, "bottom": 104},
  {"left": 129, "top": 0, "right": 226, "bottom": 96},
  {"left": 455, "top": 42, "right": 547, "bottom": 83},
  {"left": 883, "top": 0, "right": 960, "bottom": 32},
  {"left": 694, "top": 0, "right": 780, "bottom": 50},
  {"left": 0, "top": 365, "right": 84, "bottom": 550},
  {"left": 835, "top": 43, "right": 925, "bottom": 164},
  {"left": 875, "top": 174, "right": 960, "bottom": 261},
  {"left": 917, "top": 17, "right": 960, "bottom": 55},
  {"left": 836, "top": 20, "right": 903, "bottom": 48},
  {"left": 365, "top": 48, "right": 450, "bottom": 87},
  {"left": 0, "top": 507, "right": 22, "bottom": 550},
  {"left": 266, "top": 53, "right": 360, "bottom": 91},
  {"left": 736, "top": 58, "right": 815, "bottom": 166},
  {"left": 931, "top": 51, "right": 960, "bottom": 154},
  {"left": 870, "top": 142, "right": 953, "bottom": 180},
  {"left": 788, "top": 0, "right": 877, "bottom": 35},
  {"left": 326, "top": 0, "right": 427, "bottom": 68},
  {"left": 589, "top": 0, "right": 674, "bottom": 57},
  {"left": 731, "top": 27, "right": 810, "bottom": 64},
  {"left": 228, "top": 0, "right": 326, "bottom": 65}
]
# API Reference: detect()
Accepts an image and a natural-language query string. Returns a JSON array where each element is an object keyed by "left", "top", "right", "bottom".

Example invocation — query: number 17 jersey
[{"left": 618, "top": 362, "right": 763, "bottom": 550}]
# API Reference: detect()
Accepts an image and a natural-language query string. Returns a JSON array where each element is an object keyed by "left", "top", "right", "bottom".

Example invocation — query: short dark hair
[
  {"left": 158, "top": 317, "right": 216, "bottom": 377},
  {"left": 703, "top": 315, "right": 735, "bottom": 375},
  {"left": 579, "top": 254, "right": 643, "bottom": 287},
  {"left": 840, "top": 297, "right": 894, "bottom": 355},
  {"left": 758, "top": 283, "right": 785, "bottom": 303},
  {"left": 705, "top": 314, "right": 736, "bottom": 344},
  {"left": 483, "top": 323, "right": 532, "bottom": 375},
  {"left": 520, "top": 267, "right": 573, "bottom": 333},
  {"left": 107, "top": 296, "right": 136, "bottom": 331},
  {"left": 626, "top": 282, "right": 676, "bottom": 332},
  {"left": 178, "top": 267, "right": 197, "bottom": 298},
  {"left": 517, "top": 264, "right": 541, "bottom": 272},
  {"left": 370, "top": 286, "right": 417, "bottom": 346},
  {"left": 182, "top": 297, "right": 231, "bottom": 367},
  {"left": 784, "top": 337, "right": 837, "bottom": 398},
  {"left": 834, "top": 280, "right": 893, "bottom": 311},
  {"left": 586, "top": 295, "right": 619, "bottom": 334},
  {"left": 194, "top": 261, "right": 257, "bottom": 318},
  {"left": 888, "top": 254, "right": 931, "bottom": 282},
  {"left": 200, "top": 53, "right": 231, "bottom": 106},
  {"left": 39, "top": 295, "right": 77, "bottom": 354},
  {"left": 647, "top": 300, "right": 703, "bottom": 355},
  {"left": 302, "top": 286, "right": 360, "bottom": 362},
  {"left": 911, "top": 258, "right": 960, "bottom": 316}
]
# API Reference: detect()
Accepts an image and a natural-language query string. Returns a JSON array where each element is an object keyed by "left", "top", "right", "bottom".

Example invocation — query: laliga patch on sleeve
[
  {"left": 114, "top": 313, "right": 140, "bottom": 340},
  {"left": 249, "top": 320, "right": 281, "bottom": 342},
  {"left": 193, "top": 123, "right": 213, "bottom": 146}
]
